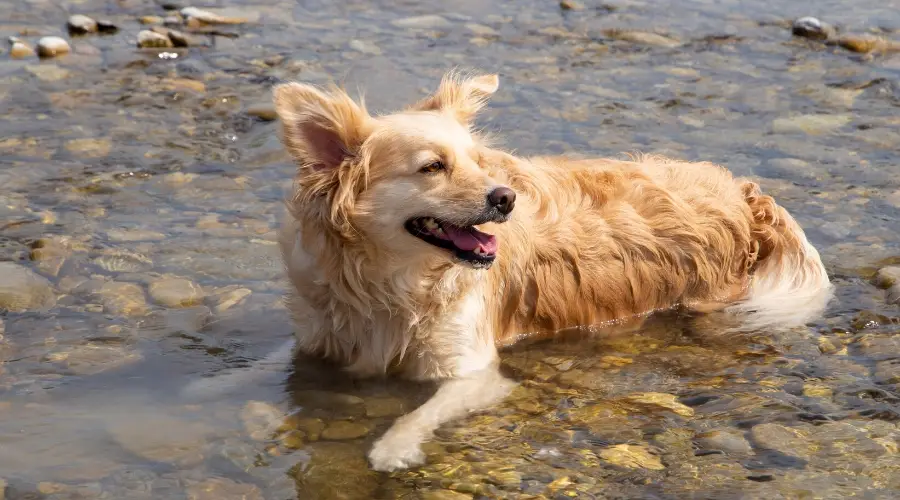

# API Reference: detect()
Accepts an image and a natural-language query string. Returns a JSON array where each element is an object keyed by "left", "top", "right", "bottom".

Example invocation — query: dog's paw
[{"left": 368, "top": 431, "right": 426, "bottom": 472}]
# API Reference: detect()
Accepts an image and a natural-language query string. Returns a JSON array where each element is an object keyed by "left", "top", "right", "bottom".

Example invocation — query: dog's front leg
[{"left": 367, "top": 365, "right": 516, "bottom": 472}]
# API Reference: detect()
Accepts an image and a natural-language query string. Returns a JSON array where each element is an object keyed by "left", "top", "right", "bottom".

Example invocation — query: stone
[
  {"left": 151, "top": 26, "right": 204, "bottom": 47},
  {"left": 695, "top": 429, "right": 753, "bottom": 454},
  {"left": 391, "top": 15, "right": 451, "bottom": 29},
  {"left": 93, "top": 249, "right": 153, "bottom": 273},
  {"left": 140, "top": 16, "right": 164, "bottom": 25},
  {"left": 321, "top": 420, "right": 371, "bottom": 440},
  {"left": 246, "top": 104, "right": 276, "bottom": 121},
  {"left": 240, "top": 401, "right": 285, "bottom": 441},
  {"left": 293, "top": 442, "right": 378, "bottom": 499},
  {"left": 604, "top": 29, "right": 681, "bottom": 47},
  {"left": 67, "top": 14, "right": 98, "bottom": 35},
  {"left": 280, "top": 415, "right": 325, "bottom": 440},
  {"left": 560, "top": 0, "right": 584, "bottom": 11},
  {"left": 598, "top": 444, "right": 665, "bottom": 470},
  {"left": 106, "top": 229, "right": 166, "bottom": 242},
  {"left": 96, "top": 282, "right": 149, "bottom": 316},
  {"left": 65, "top": 138, "right": 111, "bottom": 158},
  {"left": 36, "top": 36, "right": 71, "bottom": 57},
  {"left": 163, "top": 78, "right": 206, "bottom": 93},
  {"left": 364, "top": 397, "right": 405, "bottom": 418},
  {"left": 348, "top": 39, "right": 382, "bottom": 55},
  {"left": 9, "top": 41, "right": 34, "bottom": 58},
  {"left": 625, "top": 392, "right": 695, "bottom": 417},
  {"left": 137, "top": 30, "right": 173, "bottom": 48},
  {"left": 874, "top": 359, "right": 900, "bottom": 385},
  {"left": 181, "top": 7, "right": 249, "bottom": 25},
  {"left": 835, "top": 35, "right": 899, "bottom": 54},
  {"left": 109, "top": 413, "right": 210, "bottom": 465},
  {"left": 96, "top": 20, "right": 119, "bottom": 34},
  {"left": 207, "top": 287, "right": 251, "bottom": 313},
  {"left": 803, "top": 382, "right": 834, "bottom": 398},
  {"left": 29, "top": 237, "right": 73, "bottom": 277},
  {"left": 186, "top": 477, "right": 263, "bottom": 500},
  {"left": 792, "top": 17, "right": 835, "bottom": 41},
  {"left": 25, "top": 64, "right": 70, "bottom": 82},
  {"left": 53, "top": 344, "right": 143, "bottom": 376},
  {"left": 0, "top": 262, "right": 56, "bottom": 312},
  {"left": 772, "top": 114, "right": 852, "bottom": 135},
  {"left": 148, "top": 278, "right": 204, "bottom": 308},
  {"left": 874, "top": 267, "right": 900, "bottom": 304},
  {"left": 750, "top": 423, "right": 810, "bottom": 459},
  {"left": 0, "top": 477, "right": 5, "bottom": 500},
  {"left": 418, "top": 491, "right": 472, "bottom": 500}
]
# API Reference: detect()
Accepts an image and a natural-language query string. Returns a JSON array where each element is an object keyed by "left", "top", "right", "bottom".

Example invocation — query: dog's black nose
[{"left": 487, "top": 186, "right": 516, "bottom": 215}]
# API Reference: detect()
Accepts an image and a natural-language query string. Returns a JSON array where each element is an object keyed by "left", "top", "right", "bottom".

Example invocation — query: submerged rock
[
  {"left": 137, "top": 30, "right": 174, "bottom": 48},
  {"left": 0, "top": 262, "right": 56, "bottom": 312},
  {"left": 9, "top": 41, "right": 35, "bottom": 58},
  {"left": 792, "top": 17, "right": 835, "bottom": 41},
  {"left": 874, "top": 266, "right": 900, "bottom": 304},
  {"left": 321, "top": 421, "right": 371, "bottom": 440},
  {"left": 695, "top": 429, "right": 753, "bottom": 454},
  {"left": 604, "top": 29, "right": 681, "bottom": 47},
  {"left": 625, "top": 392, "right": 695, "bottom": 417},
  {"left": 36, "top": 36, "right": 71, "bottom": 58},
  {"left": 598, "top": 444, "right": 665, "bottom": 470},
  {"left": 148, "top": 277, "right": 204, "bottom": 308},
  {"left": 67, "top": 14, "right": 98, "bottom": 35}
]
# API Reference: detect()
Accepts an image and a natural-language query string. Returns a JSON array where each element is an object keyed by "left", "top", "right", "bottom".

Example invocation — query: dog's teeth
[
  {"left": 434, "top": 227, "right": 444, "bottom": 236},
  {"left": 424, "top": 218, "right": 439, "bottom": 230},
  {"left": 474, "top": 248, "right": 484, "bottom": 256}
]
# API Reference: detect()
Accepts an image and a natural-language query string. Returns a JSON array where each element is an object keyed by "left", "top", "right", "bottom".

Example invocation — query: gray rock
[
  {"left": 207, "top": 286, "right": 252, "bottom": 313},
  {"left": 695, "top": 429, "right": 753, "bottom": 454},
  {"left": 148, "top": 277, "right": 204, "bottom": 308},
  {"left": 874, "top": 267, "right": 900, "bottom": 304},
  {"left": 0, "top": 262, "right": 56, "bottom": 312},
  {"left": 874, "top": 359, "right": 900, "bottom": 385},
  {"left": 67, "top": 14, "right": 98, "bottom": 35},
  {"left": 137, "top": 30, "right": 173, "bottom": 49},
  {"left": 391, "top": 15, "right": 451, "bottom": 29},
  {"left": 792, "top": 17, "right": 836, "bottom": 41},
  {"left": 36, "top": 36, "right": 71, "bottom": 58},
  {"left": 751, "top": 423, "right": 810, "bottom": 459}
]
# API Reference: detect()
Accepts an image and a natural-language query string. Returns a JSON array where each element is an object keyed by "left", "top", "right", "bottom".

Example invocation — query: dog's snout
[{"left": 487, "top": 186, "right": 516, "bottom": 215}]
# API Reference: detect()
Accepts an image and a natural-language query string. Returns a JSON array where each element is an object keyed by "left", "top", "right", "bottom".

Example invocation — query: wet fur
[{"left": 271, "top": 72, "right": 833, "bottom": 471}]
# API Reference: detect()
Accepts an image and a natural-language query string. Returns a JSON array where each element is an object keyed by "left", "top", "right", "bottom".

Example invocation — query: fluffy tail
[
  {"left": 179, "top": 339, "right": 296, "bottom": 401},
  {"left": 725, "top": 182, "right": 833, "bottom": 331}
]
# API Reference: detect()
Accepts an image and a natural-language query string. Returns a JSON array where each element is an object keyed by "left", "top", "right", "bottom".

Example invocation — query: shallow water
[{"left": 1, "top": 0, "right": 900, "bottom": 498}]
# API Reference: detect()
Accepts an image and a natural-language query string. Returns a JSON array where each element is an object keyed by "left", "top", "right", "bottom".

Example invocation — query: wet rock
[
  {"left": 604, "top": 29, "right": 681, "bottom": 47},
  {"left": 502, "top": 357, "right": 557, "bottom": 381},
  {"left": 0, "top": 262, "right": 56, "bottom": 312},
  {"left": 241, "top": 401, "right": 285, "bottom": 440},
  {"left": 25, "top": 64, "right": 70, "bottom": 82},
  {"left": 625, "top": 392, "right": 695, "bottom": 417},
  {"left": 162, "top": 77, "right": 206, "bottom": 93},
  {"left": 29, "top": 237, "right": 73, "bottom": 277},
  {"left": 185, "top": 477, "right": 263, "bottom": 500},
  {"left": 151, "top": 26, "right": 204, "bottom": 47},
  {"left": 279, "top": 415, "right": 325, "bottom": 440},
  {"left": 364, "top": 397, "right": 406, "bottom": 418},
  {"left": 598, "top": 444, "right": 665, "bottom": 470},
  {"left": 557, "top": 368, "right": 607, "bottom": 391},
  {"left": 321, "top": 420, "right": 371, "bottom": 440},
  {"left": 391, "top": 15, "right": 451, "bottom": 29},
  {"left": 803, "top": 382, "right": 834, "bottom": 398},
  {"left": 245, "top": 104, "right": 277, "bottom": 121},
  {"left": 181, "top": 7, "right": 250, "bottom": 25},
  {"left": 96, "top": 20, "right": 119, "bottom": 34},
  {"left": 93, "top": 249, "right": 153, "bottom": 273},
  {"left": 695, "top": 429, "right": 752, "bottom": 454},
  {"left": 874, "top": 359, "right": 900, "bottom": 385},
  {"left": 560, "top": 0, "right": 584, "bottom": 11},
  {"left": 772, "top": 114, "right": 852, "bottom": 135},
  {"left": 137, "top": 30, "right": 173, "bottom": 48},
  {"left": 109, "top": 413, "right": 210, "bottom": 465},
  {"left": 851, "top": 311, "right": 892, "bottom": 331},
  {"left": 874, "top": 267, "right": 900, "bottom": 304},
  {"left": 0, "top": 478, "right": 5, "bottom": 500},
  {"left": 139, "top": 16, "right": 165, "bottom": 25},
  {"left": 207, "top": 286, "right": 251, "bottom": 313},
  {"left": 418, "top": 491, "right": 472, "bottom": 500},
  {"left": 96, "top": 282, "right": 149, "bottom": 316},
  {"left": 148, "top": 277, "right": 204, "bottom": 308},
  {"left": 750, "top": 423, "right": 810, "bottom": 459},
  {"left": 106, "top": 229, "right": 167, "bottom": 242},
  {"left": 51, "top": 344, "right": 143, "bottom": 376},
  {"left": 67, "top": 14, "right": 98, "bottom": 35},
  {"left": 65, "top": 137, "right": 111, "bottom": 158},
  {"left": 792, "top": 17, "right": 835, "bottom": 41},
  {"left": 36, "top": 36, "right": 71, "bottom": 57},
  {"left": 294, "top": 442, "right": 378, "bottom": 499},
  {"left": 835, "top": 34, "right": 900, "bottom": 54},
  {"left": 9, "top": 41, "right": 34, "bottom": 59},
  {"left": 348, "top": 39, "right": 382, "bottom": 55}
]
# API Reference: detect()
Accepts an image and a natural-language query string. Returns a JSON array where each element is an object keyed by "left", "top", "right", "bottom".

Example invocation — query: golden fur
[{"left": 269, "top": 71, "right": 832, "bottom": 471}]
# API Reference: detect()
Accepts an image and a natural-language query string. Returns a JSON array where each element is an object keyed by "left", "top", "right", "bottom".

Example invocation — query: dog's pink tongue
[{"left": 443, "top": 225, "right": 498, "bottom": 254}]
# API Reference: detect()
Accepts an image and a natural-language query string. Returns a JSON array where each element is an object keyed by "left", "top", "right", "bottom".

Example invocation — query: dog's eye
[{"left": 419, "top": 161, "right": 445, "bottom": 174}]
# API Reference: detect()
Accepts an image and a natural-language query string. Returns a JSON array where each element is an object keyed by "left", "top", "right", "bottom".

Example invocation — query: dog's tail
[{"left": 725, "top": 182, "right": 833, "bottom": 331}]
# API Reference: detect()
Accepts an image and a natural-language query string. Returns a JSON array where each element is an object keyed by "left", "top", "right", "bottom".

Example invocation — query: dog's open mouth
[{"left": 405, "top": 217, "right": 498, "bottom": 267}]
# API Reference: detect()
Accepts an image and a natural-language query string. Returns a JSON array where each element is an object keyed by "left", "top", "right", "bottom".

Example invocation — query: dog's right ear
[
  {"left": 411, "top": 72, "right": 500, "bottom": 124},
  {"left": 272, "top": 82, "right": 372, "bottom": 172}
]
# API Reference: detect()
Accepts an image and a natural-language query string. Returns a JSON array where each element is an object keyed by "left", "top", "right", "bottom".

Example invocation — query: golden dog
[{"left": 270, "top": 71, "right": 832, "bottom": 471}]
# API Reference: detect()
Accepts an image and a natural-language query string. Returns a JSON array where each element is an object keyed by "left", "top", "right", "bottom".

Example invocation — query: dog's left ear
[{"left": 411, "top": 72, "right": 499, "bottom": 124}]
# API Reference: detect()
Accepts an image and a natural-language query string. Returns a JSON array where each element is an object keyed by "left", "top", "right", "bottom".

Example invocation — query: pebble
[
  {"left": 598, "top": 444, "right": 665, "bottom": 470},
  {"left": 109, "top": 413, "right": 210, "bottom": 465},
  {"left": 67, "top": 14, "right": 98, "bottom": 35},
  {"left": 207, "top": 287, "right": 252, "bottom": 313},
  {"left": 241, "top": 401, "right": 285, "bottom": 441},
  {"left": 55, "top": 344, "right": 144, "bottom": 376},
  {"left": 148, "top": 277, "right": 205, "bottom": 308},
  {"left": 30, "top": 238, "right": 71, "bottom": 277},
  {"left": 0, "top": 262, "right": 56, "bottom": 312},
  {"left": 625, "top": 392, "right": 695, "bottom": 417},
  {"left": 9, "top": 41, "right": 34, "bottom": 58},
  {"left": 391, "top": 15, "right": 451, "bottom": 29},
  {"left": 151, "top": 26, "right": 203, "bottom": 47},
  {"left": 181, "top": 7, "right": 248, "bottom": 25},
  {"left": 604, "top": 29, "right": 681, "bottom": 47},
  {"left": 834, "top": 34, "right": 899, "bottom": 54},
  {"left": 695, "top": 429, "right": 753, "bottom": 454},
  {"left": 25, "top": 64, "right": 70, "bottom": 82},
  {"left": 36, "top": 36, "right": 71, "bottom": 58},
  {"left": 245, "top": 104, "right": 277, "bottom": 121},
  {"left": 874, "top": 359, "right": 900, "bottom": 385},
  {"left": 560, "top": 0, "right": 584, "bottom": 11},
  {"left": 64, "top": 137, "right": 111, "bottom": 158},
  {"left": 792, "top": 17, "right": 835, "bottom": 41},
  {"left": 137, "top": 30, "right": 174, "bottom": 49},
  {"left": 96, "top": 20, "right": 119, "bottom": 34},
  {"left": 750, "top": 423, "right": 810, "bottom": 459},
  {"left": 874, "top": 267, "right": 900, "bottom": 304},
  {"left": 96, "top": 281, "right": 149, "bottom": 316},
  {"left": 348, "top": 39, "right": 382, "bottom": 55},
  {"left": 772, "top": 114, "right": 852, "bottom": 135},
  {"left": 106, "top": 229, "right": 167, "bottom": 242},
  {"left": 321, "top": 420, "right": 371, "bottom": 440},
  {"left": 185, "top": 477, "right": 264, "bottom": 500},
  {"left": 139, "top": 16, "right": 164, "bottom": 25},
  {"left": 364, "top": 397, "right": 406, "bottom": 418}
]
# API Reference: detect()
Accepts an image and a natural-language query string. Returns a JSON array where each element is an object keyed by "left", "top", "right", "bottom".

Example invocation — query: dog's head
[{"left": 273, "top": 72, "right": 515, "bottom": 270}]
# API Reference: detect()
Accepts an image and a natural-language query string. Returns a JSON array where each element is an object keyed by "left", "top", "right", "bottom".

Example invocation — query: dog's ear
[
  {"left": 411, "top": 72, "right": 499, "bottom": 124},
  {"left": 272, "top": 82, "right": 372, "bottom": 172}
]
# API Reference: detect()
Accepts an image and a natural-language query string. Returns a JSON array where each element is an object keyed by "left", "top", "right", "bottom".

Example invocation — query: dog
[{"left": 261, "top": 71, "right": 834, "bottom": 471}]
